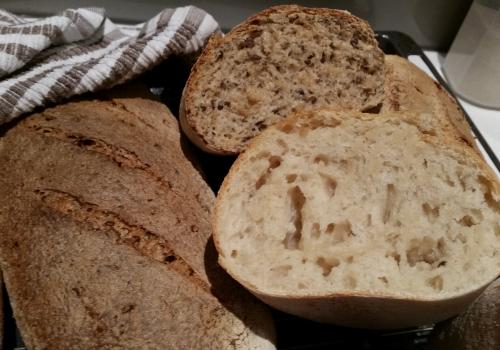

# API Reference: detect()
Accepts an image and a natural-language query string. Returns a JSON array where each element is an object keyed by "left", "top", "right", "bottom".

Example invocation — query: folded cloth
[{"left": 0, "top": 6, "right": 219, "bottom": 125}]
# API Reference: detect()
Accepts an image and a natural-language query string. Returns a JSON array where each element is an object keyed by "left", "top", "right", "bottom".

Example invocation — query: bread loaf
[
  {"left": 429, "top": 278, "right": 500, "bottom": 350},
  {"left": 181, "top": 5, "right": 385, "bottom": 154},
  {"left": 0, "top": 98, "right": 275, "bottom": 349},
  {"left": 382, "top": 55, "right": 476, "bottom": 149},
  {"left": 213, "top": 109, "right": 500, "bottom": 329}
]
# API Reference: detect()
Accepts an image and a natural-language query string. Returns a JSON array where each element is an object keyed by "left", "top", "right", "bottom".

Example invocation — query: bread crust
[
  {"left": 382, "top": 55, "right": 477, "bottom": 151},
  {"left": 213, "top": 109, "right": 500, "bottom": 329},
  {"left": 182, "top": 5, "right": 384, "bottom": 155},
  {"left": 0, "top": 97, "right": 275, "bottom": 349}
]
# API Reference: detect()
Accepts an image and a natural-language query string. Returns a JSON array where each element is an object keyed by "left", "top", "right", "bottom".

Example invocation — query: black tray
[{"left": 2, "top": 31, "right": 498, "bottom": 350}]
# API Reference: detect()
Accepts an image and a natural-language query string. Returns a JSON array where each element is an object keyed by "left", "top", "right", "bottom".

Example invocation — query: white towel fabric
[{"left": 0, "top": 7, "right": 219, "bottom": 125}]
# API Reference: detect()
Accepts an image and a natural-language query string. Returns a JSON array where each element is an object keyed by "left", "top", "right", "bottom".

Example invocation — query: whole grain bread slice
[
  {"left": 382, "top": 55, "right": 476, "bottom": 150},
  {"left": 0, "top": 97, "right": 275, "bottom": 349},
  {"left": 213, "top": 109, "right": 500, "bottom": 329},
  {"left": 181, "top": 5, "right": 385, "bottom": 155}
]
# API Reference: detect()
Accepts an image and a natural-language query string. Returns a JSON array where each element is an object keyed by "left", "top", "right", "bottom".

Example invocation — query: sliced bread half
[
  {"left": 213, "top": 109, "right": 500, "bottom": 329},
  {"left": 181, "top": 5, "right": 385, "bottom": 155}
]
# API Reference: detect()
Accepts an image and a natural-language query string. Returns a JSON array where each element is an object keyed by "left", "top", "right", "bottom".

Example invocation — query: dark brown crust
[
  {"left": 0, "top": 97, "right": 276, "bottom": 349},
  {"left": 181, "top": 5, "right": 384, "bottom": 155},
  {"left": 213, "top": 109, "right": 500, "bottom": 329}
]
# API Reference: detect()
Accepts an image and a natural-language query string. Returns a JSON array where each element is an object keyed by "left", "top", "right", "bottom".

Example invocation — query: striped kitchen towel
[{"left": 0, "top": 6, "right": 219, "bottom": 125}]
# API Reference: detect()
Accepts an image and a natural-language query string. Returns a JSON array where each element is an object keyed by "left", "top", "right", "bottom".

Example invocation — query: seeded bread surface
[{"left": 181, "top": 5, "right": 385, "bottom": 154}]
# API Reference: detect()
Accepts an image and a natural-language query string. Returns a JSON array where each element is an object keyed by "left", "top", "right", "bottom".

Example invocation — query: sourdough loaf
[
  {"left": 429, "top": 278, "right": 500, "bottom": 350},
  {"left": 382, "top": 55, "right": 476, "bottom": 149},
  {"left": 213, "top": 109, "right": 500, "bottom": 329},
  {"left": 181, "top": 5, "right": 385, "bottom": 154},
  {"left": 0, "top": 97, "right": 275, "bottom": 349}
]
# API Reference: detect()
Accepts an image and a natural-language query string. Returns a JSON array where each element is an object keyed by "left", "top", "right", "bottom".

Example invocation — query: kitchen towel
[{"left": 0, "top": 6, "right": 219, "bottom": 125}]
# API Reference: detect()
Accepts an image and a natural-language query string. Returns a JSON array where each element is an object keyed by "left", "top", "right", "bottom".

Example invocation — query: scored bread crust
[
  {"left": 181, "top": 5, "right": 385, "bottom": 155},
  {"left": 382, "top": 55, "right": 477, "bottom": 151},
  {"left": 213, "top": 109, "right": 500, "bottom": 329},
  {"left": 0, "top": 98, "right": 275, "bottom": 349}
]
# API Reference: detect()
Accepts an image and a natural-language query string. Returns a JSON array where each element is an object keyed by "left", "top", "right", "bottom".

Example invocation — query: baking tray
[{"left": 2, "top": 31, "right": 498, "bottom": 350}]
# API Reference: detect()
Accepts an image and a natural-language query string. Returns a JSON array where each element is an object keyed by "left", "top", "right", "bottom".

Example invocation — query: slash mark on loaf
[
  {"left": 24, "top": 124, "right": 174, "bottom": 192},
  {"left": 34, "top": 188, "right": 210, "bottom": 292}
]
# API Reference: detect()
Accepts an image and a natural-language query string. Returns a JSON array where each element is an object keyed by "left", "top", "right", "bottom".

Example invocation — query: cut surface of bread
[
  {"left": 382, "top": 55, "right": 476, "bottom": 149},
  {"left": 182, "top": 5, "right": 385, "bottom": 154},
  {"left": 0, "top": 98, "right": 275, "bottom": 349},
  {"left": 214, "top": 109, "right": 500, "bottom": 328}
]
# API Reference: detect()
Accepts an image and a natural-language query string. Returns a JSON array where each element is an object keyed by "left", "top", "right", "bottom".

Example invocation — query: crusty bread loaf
[
  {"left": 0, "top": 98, "right": 275, "bottom": 349},
  {"left": 213, "top": 109, "right": 500, "bottom": 329},
  {"left": 181, "top": 5, "right": 385, "bottom": 155},
  {"left": 429, "top": 278, "right": 500, "bottom": 350},
  {"left": 382, "top": 55, "right": 476, "bottom": 149}
]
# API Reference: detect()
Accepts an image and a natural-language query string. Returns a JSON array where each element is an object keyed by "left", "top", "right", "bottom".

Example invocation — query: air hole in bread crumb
[
  {"left": 326, "top": 223, "right": 335, "bottom": 233},
  {"left": 279, "top": 122, "right": 295, "bottom": 134},
  {"left": 346, "top": 256, "right": 354, "bottom": 263},
  {"left": 255, "top": 155, "right": 282, "bottom": 189},
  {"left": 406, "top": 237, "right": 446, "bottom": 267},
  {"left": 427, "top": 275, "right": 443, "bottom": 291},
  {"left": 316, "top": 257, "right": 340, "bottom": 277},
  {"left": 458, "top": 215, "right": 477, "bottom": 227},
  {"left": 277, "top": 138, "right": 289, "bottom": 151},
  {"left": 383, "top": 184, "right": 396, "bottom": 224},
  {"left": 298, "top": 282, "right": 307, "bottom": 289},
  {"left": 283, "top": 186, "right": 306, "bottom": 250},
  {"left": 477, "top": 176, "right": 500, "bottom": 213},
  {"left": 422, "top": 203, "right": 440, "bottom": 223},
  {"left": 332, "top": 220, "right": 354, "bottom": 243},
  {"left": 320, "top": 173, "right": 337, "bottom": 197},
  {"left": 378, "top": 276, "right": 388, "bottom": 284},
  {"left": 231, "top": 250, "right": 238, "bottom": 258},
  {"left": 314, "top": 154, "right": 330, "bottom": 165},
  {"left": 286, "top": 174, "right": 297, "bottom": 183},
  {"left": 386, "top": 251, "right": 401, "bottom": 266}
]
